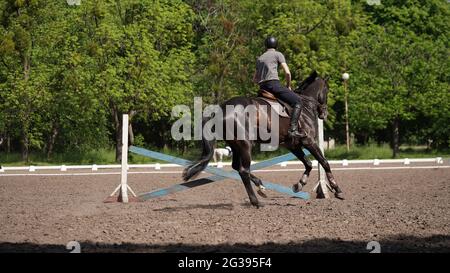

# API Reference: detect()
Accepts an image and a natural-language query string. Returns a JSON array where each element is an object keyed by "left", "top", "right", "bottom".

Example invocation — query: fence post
[
  {"left": 314, "top": 118, "right": 330, "bottom": 198},
  {"left": 105, "top": 114, "right": 137, "bottom": 203},
  {"left": 120, "top": 114, "right": 129, "bottom": 203}
]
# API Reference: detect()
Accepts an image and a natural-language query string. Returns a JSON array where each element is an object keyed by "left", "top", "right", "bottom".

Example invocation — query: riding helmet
[{"left": 265, "top": 36, "right": 278, "bottom": 49}]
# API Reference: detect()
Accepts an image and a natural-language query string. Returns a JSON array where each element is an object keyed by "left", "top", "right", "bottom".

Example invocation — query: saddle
[{"left": 257, "top": 89, "right": 292, "bottom": 118}]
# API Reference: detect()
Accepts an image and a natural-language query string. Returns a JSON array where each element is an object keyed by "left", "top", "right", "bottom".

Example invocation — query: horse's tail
[{"left": 182, "top": 118, "right": 216, "bottom": 181}]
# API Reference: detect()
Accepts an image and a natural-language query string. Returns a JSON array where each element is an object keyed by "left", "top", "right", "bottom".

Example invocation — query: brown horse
[{"left": 183, "top": 71, "right": 344, "bottom": 208}]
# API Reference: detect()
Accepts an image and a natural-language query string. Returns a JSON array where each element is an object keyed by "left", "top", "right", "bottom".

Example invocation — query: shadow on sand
[{"left": 1, "top": 235, "right": 449, "bottom": 253}]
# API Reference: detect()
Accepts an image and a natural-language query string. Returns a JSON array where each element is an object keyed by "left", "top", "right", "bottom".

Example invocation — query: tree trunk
[
  {"left": 113, "top": 108, "right": 121, "bottom": 163},
  {"left": 117, "top": 113, "right": 136, "bottom": 161},
  {"left": 113, "top": 107, "right": 136, "bottom": 163},
  {"left": 7, "top": 136, "right": 11, "bottom": 153},
  {"left": 22, "top": 47, "right": 31, "bottom": 162},
  {"left": 21, "top": 132, "right": 29, "bottom": 162},
  {"left": 46, "top": 124, "right": 59, "bottom": 159},
  {"left": 115, "top": 126, "right": 122, "bottom": 163},
  {"left": 128, "top": 110, "right": 136, "bottom": 145},
  {"left": 128, "top": 123, "right": 134, "bottom": 145},
  {"left": 161, "top": 119, "right": 167, "bottom": 150},
  {"left": 182, "top": 141, "right": 187, "bottom": 154},
  {"left": 392, "top": 117, "right": 400, "bottom": 158}
]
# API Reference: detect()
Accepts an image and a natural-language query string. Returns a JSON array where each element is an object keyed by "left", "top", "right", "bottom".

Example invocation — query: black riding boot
[{"left": 288, "top": 103, "right": 307, "bottom": 138}]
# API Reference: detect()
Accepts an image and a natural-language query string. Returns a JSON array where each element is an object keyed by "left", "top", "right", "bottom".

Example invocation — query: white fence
[{"left": 0, "top": 157, "right": 445, "bottom": 173}]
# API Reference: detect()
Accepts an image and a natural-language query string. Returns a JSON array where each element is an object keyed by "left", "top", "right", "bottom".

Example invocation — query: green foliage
[
  {"left": 348, "top": 0, "right": 449, "bottom": 150},
  {"left": 325, "top": 144, "right": 450, "bottom": 160},
  {"left": 0, "top": 0, "right": 449, "bottom": 162}
]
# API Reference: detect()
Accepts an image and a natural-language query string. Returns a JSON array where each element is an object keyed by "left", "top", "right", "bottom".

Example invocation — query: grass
[
  {"left": 0, "top": 144, "right": 448, "bottom": 166},
  {"left": 325, "top": 144, "right": 393, "bottom": 160},
  {"left": 325, "top": 144, "right": 450, "bottom": 160},
  {"left": 0, "top": 148, "right": 117, "bottom": 166}
]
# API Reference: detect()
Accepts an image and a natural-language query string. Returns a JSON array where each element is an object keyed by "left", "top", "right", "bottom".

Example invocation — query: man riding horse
[
  {"left": 183, "top": 36, "right": 344, "bottom": 208},
  {"left": 253, "top": 36, "right": 306, "bottom": 139}
]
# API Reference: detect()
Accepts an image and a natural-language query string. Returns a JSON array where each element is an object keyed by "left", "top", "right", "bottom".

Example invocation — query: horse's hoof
[
  {"left": 292, "top": 183, "right": 302, "bottom": 193},
  {"left": 250, "top": 200, "right": 263, "bottom": 208},
  {"left": 335, "top": 192, "right": 345, "bottom": 200},
  {"left": 257, "top": 189, "right": 268, "bottom": 198}
]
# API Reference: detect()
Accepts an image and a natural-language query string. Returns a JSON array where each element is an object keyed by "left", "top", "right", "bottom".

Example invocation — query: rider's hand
[{"left": 287, "top": 86, "right": 292, "bottom": 91}]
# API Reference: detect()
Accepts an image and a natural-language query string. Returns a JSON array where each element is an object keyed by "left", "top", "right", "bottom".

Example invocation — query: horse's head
[
  {"left": 316, "top": 77, "right": 329, "bottom": 120},
  {"left": 295, "top": 72, "right": 329, "bottom": 120}
]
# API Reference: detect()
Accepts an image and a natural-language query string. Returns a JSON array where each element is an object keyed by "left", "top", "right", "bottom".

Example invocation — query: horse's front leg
[
  {"left": 288, "top": 147, "right": 313, "bottom": 193},
  {"left": 303, "top": 142, "right": 344, "bottom": 200}
]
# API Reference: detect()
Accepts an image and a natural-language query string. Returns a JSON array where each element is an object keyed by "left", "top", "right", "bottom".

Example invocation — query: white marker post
[
  {"left": 120, "top": 114, "right": 129, "bottom": 203},
  {"left": 313, "top": 118, "right": 330, "bottom": 198},
  {"left": 107, "top": 114, "right": 137, "bottom": 203}
]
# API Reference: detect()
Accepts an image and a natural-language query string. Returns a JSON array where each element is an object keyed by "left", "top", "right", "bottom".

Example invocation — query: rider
[{"left": 253, "top": 36, "right": 306, "bottom": 138}]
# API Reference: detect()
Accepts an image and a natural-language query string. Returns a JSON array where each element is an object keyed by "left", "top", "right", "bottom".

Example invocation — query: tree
[
  {"left": 0, "top": 0, "right": 57, "bottom": 161},
  {"left": 80, "top": 0, "right": 195, "bottom": 161},
  {"left": 187, "top": 0, "right": 259, "bottom": 104},
  {"left": 349, "top": 0, "right": 450, "bottom": 155}
]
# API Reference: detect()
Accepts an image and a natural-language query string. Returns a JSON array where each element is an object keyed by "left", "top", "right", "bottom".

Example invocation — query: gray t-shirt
[{"left": 255, "top": 50, "right": 286, "bottom": 84}]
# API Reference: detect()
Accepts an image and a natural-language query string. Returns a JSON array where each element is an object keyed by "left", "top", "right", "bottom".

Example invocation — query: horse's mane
[{"left": 296, "top": 70, "right": 318, "bottom": 92}]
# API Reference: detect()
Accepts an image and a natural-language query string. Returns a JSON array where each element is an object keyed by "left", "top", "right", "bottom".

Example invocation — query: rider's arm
[{"left": 280, "top": 62, "right": 292, "bottom": 90}]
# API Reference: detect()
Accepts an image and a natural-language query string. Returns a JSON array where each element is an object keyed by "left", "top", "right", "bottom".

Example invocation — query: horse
[
  {"left": 213, "top": 146, "right": 232, "bottom": 163},
  {"left": 182, "top": 71, "right": 344, "bottom": 208}
]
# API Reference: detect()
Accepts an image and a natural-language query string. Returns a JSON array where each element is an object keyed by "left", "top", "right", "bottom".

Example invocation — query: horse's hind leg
[
  {"left": 237, "top": 142, "right": 261, "bottom": 208},
  {"left": 249, "top": 174, "right": 267, "bottom": 198},
  {"left": 230, "top": 144, "right": 240, "bottom": 171},
  {"left": 304, "top": 142, "right": 344, "bottom": 200},
  {"left": 228, "top": 141, "right": 261, "bottom": 206},
  {"left": 240, "top": 169, "right": 261, "bottom": 208},
  {"left": 232, "top": 145, "right": 266, "bottom": 198},
  {"left": 288, "top": 146, "right": 313, "bottom": 192}
]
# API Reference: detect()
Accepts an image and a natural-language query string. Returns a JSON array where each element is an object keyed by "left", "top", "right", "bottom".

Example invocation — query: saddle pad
[{"left": 257, "top": 97, "right": 290, "bottom": 118}]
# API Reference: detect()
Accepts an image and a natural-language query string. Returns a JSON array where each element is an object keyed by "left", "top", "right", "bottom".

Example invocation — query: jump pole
[{"left": 106, "top": 114, "right": 310, "bottom": 203}]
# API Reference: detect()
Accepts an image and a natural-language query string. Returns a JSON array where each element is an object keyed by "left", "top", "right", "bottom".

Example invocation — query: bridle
[{"left": 296, "top": 78, "right": 328, "bottom": 116}]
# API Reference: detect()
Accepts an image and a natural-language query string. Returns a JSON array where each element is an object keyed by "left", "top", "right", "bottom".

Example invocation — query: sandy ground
[{"left": 0, "top": 163, "right": 449, "bottom": 253}]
